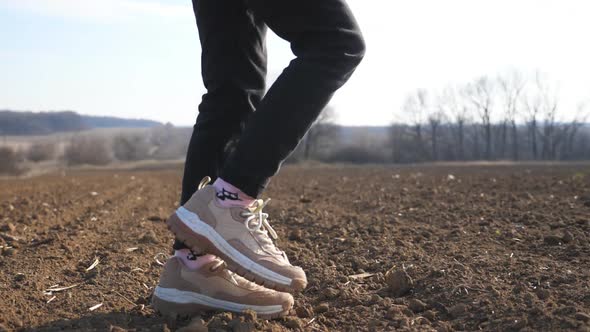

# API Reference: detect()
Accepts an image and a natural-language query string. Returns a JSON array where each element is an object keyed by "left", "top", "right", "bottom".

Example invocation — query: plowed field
[{"left": 1, "top": 164, "right": 589, "bottom": 331}]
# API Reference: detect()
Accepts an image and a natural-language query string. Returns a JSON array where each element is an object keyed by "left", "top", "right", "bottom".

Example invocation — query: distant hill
[
  {"left": 0, "top": 110, "right": 162, "bottom": 136},
  {"left": 81, "top": 115, "right": 162, "bottom": 129},
  {"left": 338, "top": 126, "right": 390, "bottom": 145}
]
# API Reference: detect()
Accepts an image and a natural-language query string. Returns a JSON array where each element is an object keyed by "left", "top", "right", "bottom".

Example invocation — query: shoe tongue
[
  {"left": 246, "top": 202, "right": 260, "bottom": 213},
  {"left": 258, "top": 238, "right": 285, "bottom": 258},
  {"left": 282, "top": 252, "right": 290, "bottom": 264},
  {"left": 203, "top": 258, "right": 224, "bottom": 271},
  {"left": 246, "top": 198, "right": 267, "bottom": 213},
  {"left": 230, "top": 272, "right": 266, "bottom": 290},
  {"left": 208, "top": 262, "right": 249, "bottom": 287}
]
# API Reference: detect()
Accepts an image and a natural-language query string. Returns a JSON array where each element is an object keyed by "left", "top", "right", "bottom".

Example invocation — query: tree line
[
  {"left": 390, "top": 71, "right": 589, "bottom": 163},
  {"left": 0, "top": 110, "right": 162, "bottom": 136}
]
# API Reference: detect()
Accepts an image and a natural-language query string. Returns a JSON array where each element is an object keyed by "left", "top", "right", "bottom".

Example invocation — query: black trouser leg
[
  {"left": 173, "top": 0, "right": 267, "bottom": 251},
  {"left": 219, "top": 0, "right": 365, "bottom": 197}
]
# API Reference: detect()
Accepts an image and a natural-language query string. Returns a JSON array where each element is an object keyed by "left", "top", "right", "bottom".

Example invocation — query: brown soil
[{"left": 1, "top": 164, "right": 589, "bottom": 331}]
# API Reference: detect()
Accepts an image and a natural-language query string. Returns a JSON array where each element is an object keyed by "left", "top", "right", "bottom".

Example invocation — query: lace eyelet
[{"left": 209, "top": 261, "right": 225, "bottom": 272}]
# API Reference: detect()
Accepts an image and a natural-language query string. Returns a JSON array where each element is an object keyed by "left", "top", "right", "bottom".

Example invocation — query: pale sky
[{"left": 1, "top": 0, "right": 589, "bottom": 126}]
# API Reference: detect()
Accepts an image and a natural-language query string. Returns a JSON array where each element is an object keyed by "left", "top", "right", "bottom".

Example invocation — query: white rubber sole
[
  {"left": 153, "top": 286, "right": 285, "bottom": 315},
  {"left": 175, "top": 206, "right": 292, "bottom": 287}
]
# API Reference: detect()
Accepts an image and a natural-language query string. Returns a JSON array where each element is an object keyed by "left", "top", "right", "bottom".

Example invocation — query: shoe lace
[
  {"left": 209, "top": 258, "right": 239, "bottom": 285},
  {"left": 240, "top": 199, "right": 282, "bottom": 253},
  {"left": 209, "top": 259, "right": 225, "bottom": 272},
  {"left": 198, "top": 176, "right": 212, "bottom": 190},
  {"left": 199, "top": 177, "right": 283, "bottom": 257}
]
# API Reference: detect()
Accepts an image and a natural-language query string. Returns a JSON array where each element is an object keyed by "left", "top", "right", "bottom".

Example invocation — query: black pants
[{"left": 174, "top": 0, "right": 364, "bottom": 250}]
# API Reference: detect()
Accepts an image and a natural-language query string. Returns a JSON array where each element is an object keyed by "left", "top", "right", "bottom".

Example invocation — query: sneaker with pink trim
[
  {"left": 151, "top": 256, "right": 293, "bottom": 319},
  {"left": 166, "top": 177, "right": 307, "bottom": 293}
]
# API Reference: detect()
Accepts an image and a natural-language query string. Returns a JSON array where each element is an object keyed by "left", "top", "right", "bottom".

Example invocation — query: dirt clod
[
  {"left": 2, "top": 247, "right": 16, "bottom": 256},
  {"left": 288, "top": 229, "right": 303, "bottom": 241},
  {"left": 509, "top": 318, "right": 527, "bottom": 331},
  {"left": 400, "top": 305, "right": 414, "bottom": 317},
  {"left": 544, "top": 235, "right": 562, "bottom": 246},
  {"left": 242, "top": 309, "right": 257, "bottom": 322},
  {"left": 562, "top": 230, "right": 574, "bottom": 243},
  {"left": 322, "top": 287, "right": 339, "bottom": 300},
  {"left": 423, "top": 310, "right": 437, "bottom": 321},
  {"left": 368, "top": 319, "right": 385, "bottom": 331},
  {"left": 535, "top": 288, "right": 551, "bottom": 300},
  {"left": 284, "top": 317, "right": 303, "bottom": 329},
  {"left": 314, "top": 303, "right": 329, "bottom": 314},
  {"left": 227, "top": 318, "right": 254, "bottom": 332},
  {"left": 575, "top": 312, "right": 590, "bottom": 322},
  {"left": 295, "top": 305, "right": 313, "bottom": 318},
  {"left": 139, "top": 230, "right": 158, "bottom": 244},
  {"left": 206, "top": 316, "right": 226, "bottom": 329},
  {"left": 0, "top": 233, "right": 20, "bottom": 244},
  {"left": 448, "top": 303, "right": 468, "bottom": 318},
  {"left": 398, "top": 317, "right": 410, "bottom": 328},
  {"left": 435, "top": 321, "right": 453, "bottom": 332},
  {"left": 370, "top": 294, "right": 382, "bottom": 304},
  {"left": 0, "top": 223, "right": 16, "bottom": 232},
  {"left": 385, "top": 268, "right": 413, "bottom": 296},
  {"left": 1, "top": 166, "right": 589, "bottom": 331},
  {"left": 408, "top": 299, "right": 428, "bottom": 313},
  {"left": 176, "top": 317, "right": 206, "bottom": 332},
  {"left": 149, "top": 324, "right": 170, "bottom": 332},
  {"left": 385, "top": 305, "right": 402, "bottom": 319}
]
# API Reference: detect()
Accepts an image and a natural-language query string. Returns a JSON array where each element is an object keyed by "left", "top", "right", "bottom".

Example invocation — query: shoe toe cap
[
  {"left": 248, "top": 290, "right": 294, "bottom": 309},
  {"left": 287, "top": 266, "right": 308, "bottom": 292},
  {"left": 281, "top": 293, "right": 295, "bottom": 311},
  {"left": 290, "top": 277, "right": 308, "bottom": 292}
]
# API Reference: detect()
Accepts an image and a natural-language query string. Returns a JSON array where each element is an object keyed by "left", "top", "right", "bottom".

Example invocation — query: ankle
[
  {"left": 212, "top": 178, "right": 255, "bottom": 208},
  {"left": 175, "top": 250, "right": 217, "bottom": 270}
]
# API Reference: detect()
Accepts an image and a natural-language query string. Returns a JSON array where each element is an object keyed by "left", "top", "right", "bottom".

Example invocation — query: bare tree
[
  {"left": 27, "top": 142, "right": 57, "bottom": 162},
  {"left": 113, "top": 134, "right": 151, "bottom": 161},
  {"left": 303, "top": 106, "right": 337, "bottom": 160},
  {"left": 403, "top": 89, "right": 429, "bottom": 160},
  {"left": 0, "top": 146, "right": 25, "bottom": 175},
  {"left": 64, "top": 136, "right": 112, "bottom": 166},
  {"left": 498, "top": 70, "right": 526, "bottom": 160},
  {"left": 390, "top": 70, "right": 590, "bottom": 163},
  {"left": 389, "top": 124, "right": 404, "bottom": 163},
  {"left": 465, "top": 77, "right": 495, "bottom": 160},
  {"left": 439, "top": 86, "right": 469, "bottom": 160},
  {"left": 428, "top": 110, "right": 444, "bottom": 161},
  {"left": 562, "top": 102, "right": 588, "bottom": 160},
  {"left": 524, "top": 86, "right": 541, "bottom": 159},
  {"left": 428, "top": 93, "right": 449, "bottom": 161},
  {"left": 530, "top": 72, "right": 560, "bottom": 159}
]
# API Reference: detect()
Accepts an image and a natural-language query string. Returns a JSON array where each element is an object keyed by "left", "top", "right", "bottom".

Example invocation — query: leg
[
  {"left": 165, "top": 0, "right": 363, "bottom": 292},
  {"left": 174, "top": 0, "right": 267, "bottom": 250},
  {"left": 181, "top": 0, "right": 267, "bottom": 204},
  {"left": 219, "top": 0, "right": 365, "bottom": 197}
]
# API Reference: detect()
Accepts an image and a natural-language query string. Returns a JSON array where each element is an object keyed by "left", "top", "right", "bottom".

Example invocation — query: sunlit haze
[{"left": 1, "top": 0, "right": 589, "bottom": 126}]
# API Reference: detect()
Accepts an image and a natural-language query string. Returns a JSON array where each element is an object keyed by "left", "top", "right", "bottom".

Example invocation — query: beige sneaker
[
  {"left": 167, "top": 178, "right": 307, "bottom": 293},
  {"left": 151, "top": 256, "right": 293, "bottom": 319}
]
